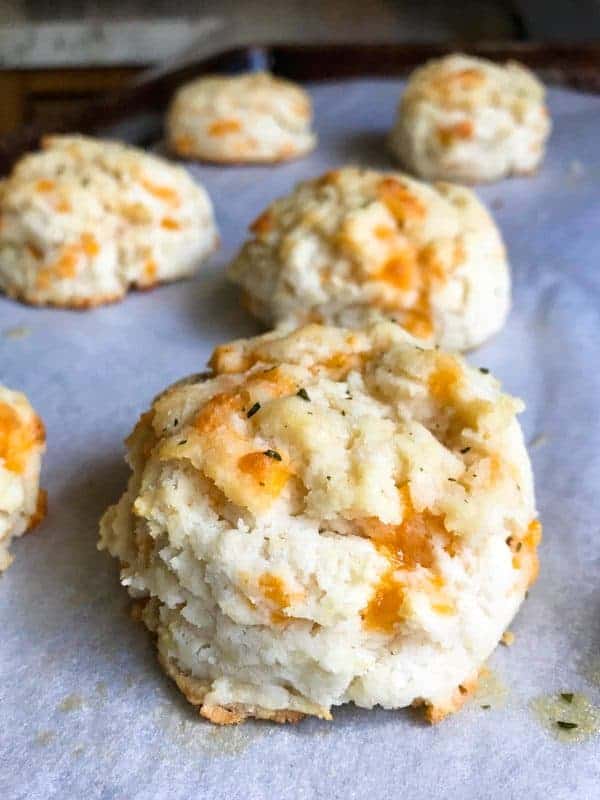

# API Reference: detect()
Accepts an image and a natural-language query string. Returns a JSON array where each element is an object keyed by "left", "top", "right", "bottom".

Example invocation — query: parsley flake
[
  {"left": 296, "top": 388, "right": 311, "bottom": 401},
  {"left": 246, "top": 402, "right": 261, "bottom": 418},
  {"left": 263, "top": 449, "right": 282, "bottom": 461}
]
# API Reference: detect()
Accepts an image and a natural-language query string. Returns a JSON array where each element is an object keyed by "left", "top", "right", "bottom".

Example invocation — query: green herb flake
[
  {"left": 479, "top": 367, "right": 490, "bottom": 374},
  {"left": 460, "top": 447, "right": 471, "bottom": 454},
  {"left": 556, "top": 720, "right": 578, "bottom": 730},
  {"left": 263, "top": 449, "right": 282, "bottom": 461},
  {"left": 246, "top": 402, "right": 261, "bottom": 419},
  {"left": 296, "top": 388, "right": 311, "bottom": 402},
  {"left": 481, "top": 704, "right": 491, "bottom": 710},
  {"left": 178, "top": 439, "right": 188, "bottom": 446},
  {"left": 560, "top": 693, "right": 574, "bottom": 704}
]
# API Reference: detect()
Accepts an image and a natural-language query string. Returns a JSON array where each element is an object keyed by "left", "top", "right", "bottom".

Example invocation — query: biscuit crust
[
  {"left": 0, "top": 135, "right": 218, "bottom": 308},
  {"left": 100, "top": 322, "right": 540, "bottom": 724},
  {"left": 167, "top": 72, "right": 316, "bottom": 164}
]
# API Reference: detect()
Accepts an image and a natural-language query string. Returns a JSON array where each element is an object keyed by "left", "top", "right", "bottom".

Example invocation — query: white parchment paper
[{"left": 1, "top": 79, "right": 599, "bottom": 800}]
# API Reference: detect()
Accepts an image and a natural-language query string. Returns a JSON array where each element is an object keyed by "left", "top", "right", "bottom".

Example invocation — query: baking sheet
[{"left": 1, "top": 78, "right": 600, "bottom": 800}]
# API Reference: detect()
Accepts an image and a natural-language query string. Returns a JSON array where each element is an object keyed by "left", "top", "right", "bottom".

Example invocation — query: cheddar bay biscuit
[
  {"left": 167, "top": 72, "right": 316, "bottom": 164},
  {"left": 229, "top": 167, "right": 510, "bottom": 351},
  {"left": 0, "top": 135, "right": 218, "bottom": 308},
  {"left": 0, "top": 386, "right": 46, "bottom": 571},
  {"left": 100, "top": 322, "right": 540, "bottom": 724},
  {"left": 390, "top": 54, "right": 551, "bottom": 183}
]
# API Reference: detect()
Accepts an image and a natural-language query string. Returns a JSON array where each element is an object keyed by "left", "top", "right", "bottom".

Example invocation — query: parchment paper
[{"left": 1, "top": 79, "right": 599, "bottom": 800}]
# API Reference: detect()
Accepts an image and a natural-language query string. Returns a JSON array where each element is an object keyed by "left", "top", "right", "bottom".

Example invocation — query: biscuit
[
  {"left": 167, "top": 72, "right": 316, "bottom": 163},
  {"left": 0, "top": 135, "right": 218, "bottom": 308},
  {"left": 229, "top": 167, "right": 510, "bottom": 350},
  {"left": 390, "top": 54, "right": 551, "bottom": 183},
  {"left": 0, "top": 386, "right": 46, "bottom": 571},
  {"left": 99, "top": 321, "right": 540, "bottom": 724}
]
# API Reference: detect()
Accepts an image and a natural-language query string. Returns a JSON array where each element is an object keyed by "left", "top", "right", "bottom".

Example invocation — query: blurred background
[{"left": 0, "top": 0, "right": 598, "bottom": 135}]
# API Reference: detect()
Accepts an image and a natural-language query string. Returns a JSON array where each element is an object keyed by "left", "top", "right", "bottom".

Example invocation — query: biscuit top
[
  {"left": 140, "top": 322, "right": 538, "bottom": 626},
  {"left": 2, "top": 135, "right": 205, "bottom": 221},
  {"left": 402, "top": 54, "right": 546, "bottom": 116},
  {"left": 233, "top": 167, "right": 501, "bottom": 339},
  {"left": 0, "top": 386, "right": 45, "bottom": 475},
  {"left": 170, "top": 72, "right": 312, "bottom": 133}
]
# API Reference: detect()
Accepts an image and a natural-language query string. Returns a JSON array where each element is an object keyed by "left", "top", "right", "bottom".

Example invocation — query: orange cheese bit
[
  {"left": 257, "top": 573, "right": 303, "bottom": 624},
  {"left": 53, "top": 248, "right": 78, "bottom": 279},
  {"left": 374, "top": 224, "right": 395, "bottom": 240},
  {"left": 437, "top": 119, "right": 474, "bottom": 147},
  {"left": 376, "top": 249, "right": 419, "bottom": 292},
  {"left": 258, "top": 573, "right": 290, "bottom": 609},
  {"left": 449, "top": 68, "right": 486, "bottom": 89},
  {"left": 237, "top": 451, "right": 291, "bottom": 497},
  {"left": 208, "top": 118, "right": 242, "bottom": 137},
  {"left": 418, "top": 240, "right": 463, "bottom": 284},
  {"left": 0, "top": 402, "right": 43, "bottom": 474},
  {"left": 319, "top": 351, "right": 365, "bottom": 379},
  {"left": 193, "top": 393, "right": 245, "bottom": 435},
  {"left": 35, "top": 233, "right": 100, "bottom": 289},
  {"left": 140, "top": 176, "right": 180, "bottom": 207},
  {"left": 367, "top": 183, "right": 463, "bottom": 339},
  {"left": 356, "top": 486, "right": 455, "bottom": 570},
  {"left": 377, "top": 177, "right": 426, "bottom": 225},
  {"left": 361, "top": 569, "right": 406, "bottom": 633},
  {"left": 186, "top": 387, "right": 294, "bottom": 513},
  {"left": 525, "top": 519, "right": 543, "bottom": 548},
  {"left": 358, "top": 486, "right": 458, "bottom": 632},
  {"left": 428, "top": 353, "right": 463, "bottom": 405},
  {"left": 173, "top": 134, "right": 196, "bottom": 156},
  {"left": 432, "top": 67, "right": 486, "bottom": 99},
  {"left": 401, "top": 304, "right": 434, "bottom": 340},
  {"left": 161, "top": 216, "right": 181, "bottom": 231},
  {"left": 35, "top": 179, "right": 55, "bottom": 193},
  {"left": 243, "top": 367, "right": 297, "bottom": 398},
  {"left": 55, "top": 198, "right": 72, "bottom": 213},
  {"left": 143, "top": 258, "right": 158, "bottom": 282},
  {"left": 80, "top": 232, "right": 100, "bottom": 257}
]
